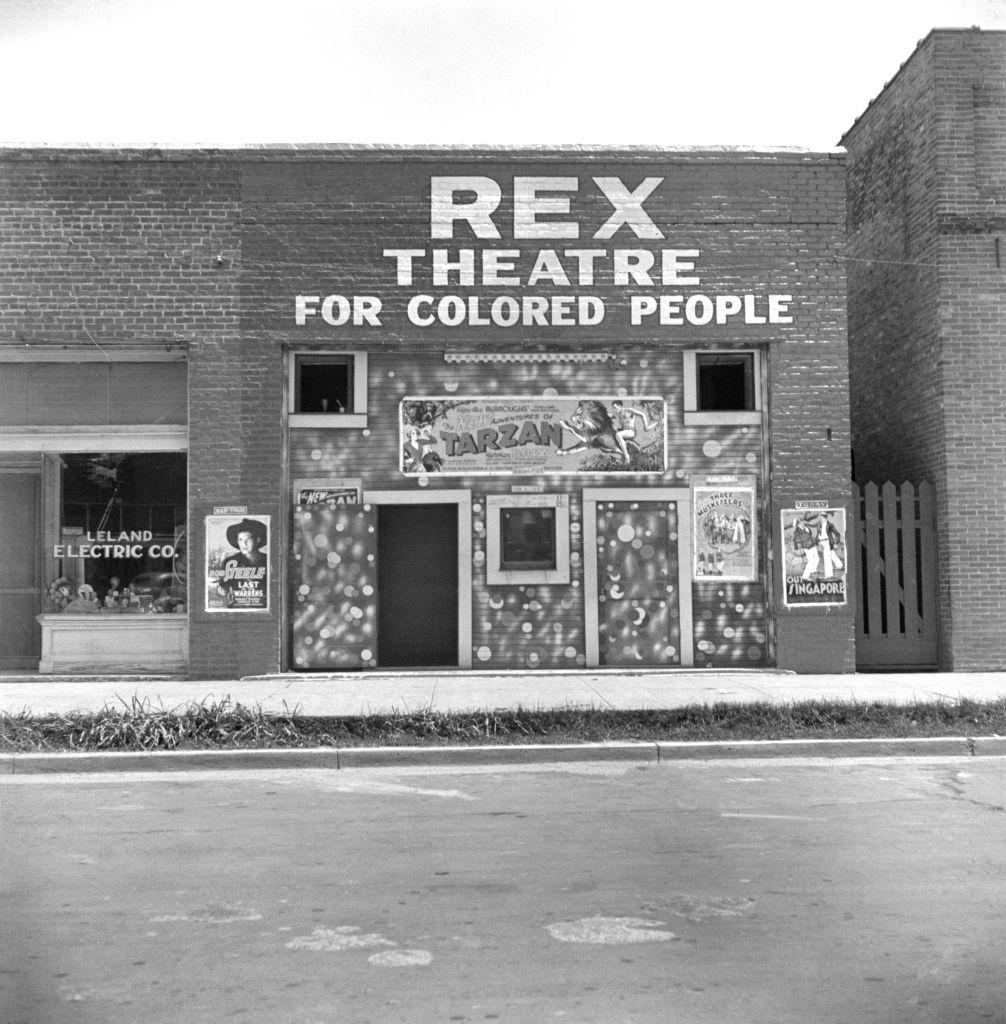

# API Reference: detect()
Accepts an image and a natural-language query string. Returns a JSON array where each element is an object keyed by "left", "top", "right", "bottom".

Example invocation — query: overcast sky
[{"left": 2, "top": 0, "right": 1005, "bottom": 149}]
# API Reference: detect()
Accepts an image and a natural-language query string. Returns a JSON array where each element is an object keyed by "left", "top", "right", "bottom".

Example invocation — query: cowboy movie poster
[
  {"left": 400, "top": 396, "right": 666, "bottom": 476},
  {"left": 693, "top": 484, "right": 756, "bottom": 581},
  {"left": 205, "top": 514, "right": 270, "bottom": 612},
  {"left": 782, "top": 505, "right": 848, "bottom": 607}
]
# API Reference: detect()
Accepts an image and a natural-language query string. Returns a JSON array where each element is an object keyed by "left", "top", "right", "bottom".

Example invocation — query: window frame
[
  {"left": 499, "top": 506, "right": 558, "bottom": 572},
  {"left": 287, "top": 351, "right": 368, "bottom": 428},
  {"left": 486, "top": 493, "right": 570, "bottom": 585},
  {"left": 682, "top": 349, "right": 762, "bottom": 426}
]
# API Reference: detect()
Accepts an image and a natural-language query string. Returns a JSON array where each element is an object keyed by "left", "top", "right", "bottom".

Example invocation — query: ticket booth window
[
  {"left": 487, "top": 494, "right": 570, "bottom": 584},
  {"left": 500, "top": 507, "right": 557, "bottom": 571}
]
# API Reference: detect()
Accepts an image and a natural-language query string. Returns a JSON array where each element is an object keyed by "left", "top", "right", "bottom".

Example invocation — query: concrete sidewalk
[{"left": 1, "top": 668, "right": 1005, "bottom": 717}]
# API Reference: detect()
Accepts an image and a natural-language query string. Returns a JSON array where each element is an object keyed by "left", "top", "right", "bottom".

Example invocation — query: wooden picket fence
[{"left": 853, "top": 481, "right": 939, "bottom": 669}]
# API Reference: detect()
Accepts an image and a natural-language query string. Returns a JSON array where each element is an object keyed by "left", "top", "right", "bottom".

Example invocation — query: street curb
[
  {"left": 2, "top": 735, "right": 1006, "bottom": 774},
  {"left": 655, "top": 736, "right": 1006, "bottom": 759},
  {"left": 337, "top": 742, "right": 658, "bottom": 769}
]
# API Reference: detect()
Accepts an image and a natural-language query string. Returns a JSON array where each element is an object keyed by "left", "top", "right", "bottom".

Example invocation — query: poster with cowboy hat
[{"left": 205, "top": 514, "right": 270, "bottom": 612}]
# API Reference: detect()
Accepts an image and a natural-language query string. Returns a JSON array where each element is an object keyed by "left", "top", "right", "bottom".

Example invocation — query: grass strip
[{"left": 1, "top": 695, "right": 1005, "bottom": 753}]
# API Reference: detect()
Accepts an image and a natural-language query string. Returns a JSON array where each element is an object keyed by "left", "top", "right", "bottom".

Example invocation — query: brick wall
[
  {"left": 253, "top": 151, "right": 852, "bottom": 673},
  {"left": 842, "top": 30, "right": 1006, "bottom": 669},
  {"left": 1, "top": 146, "right": 852, "bottom": 676}
]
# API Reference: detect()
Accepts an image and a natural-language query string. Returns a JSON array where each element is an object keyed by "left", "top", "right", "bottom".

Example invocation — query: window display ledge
[{"left": 35, "top": 614, "right": 188, "bottom": 674}]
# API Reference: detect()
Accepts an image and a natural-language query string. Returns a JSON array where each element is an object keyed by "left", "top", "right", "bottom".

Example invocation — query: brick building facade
[
  {"left": 0, "top": 146, "right": 853, "bottom": 679},
  {"left": 842, "top": 28, "right": 1006, "bottom": 669}
]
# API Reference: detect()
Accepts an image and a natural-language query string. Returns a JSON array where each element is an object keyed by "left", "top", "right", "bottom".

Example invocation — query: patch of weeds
[{"left": 2, "top": 697, "right": 1005, "bottom": 753}]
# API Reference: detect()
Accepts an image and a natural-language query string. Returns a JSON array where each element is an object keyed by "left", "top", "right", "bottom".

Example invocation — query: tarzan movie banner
[
  {"left": 781, "top": 505, "right": 848, "bottom": 607},
  {"left": 693, "top": 483, "right": 756, "bottom": 581},
  {"left": 400, "top": 396, "right": 666, "bottom": 476}
]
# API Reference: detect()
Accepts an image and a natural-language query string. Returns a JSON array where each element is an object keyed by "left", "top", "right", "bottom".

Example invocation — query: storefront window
[{"left": 48, "top": 452, "right": 187, "bottom": 613}]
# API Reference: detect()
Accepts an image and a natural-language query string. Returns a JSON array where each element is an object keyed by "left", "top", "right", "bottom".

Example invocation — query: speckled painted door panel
[
  {"left": 292, "top": 506, "right": 378, "bottom": 670},
  {"left": 596, "top": 502, "right": 681, "bottom": 666}
]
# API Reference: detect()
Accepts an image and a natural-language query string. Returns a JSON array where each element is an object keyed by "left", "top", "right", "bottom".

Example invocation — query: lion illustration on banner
[
  {"left": 557, "top": 399, "right": 662, "bottom": 469},
  {"left": 557, "top": 400, "right": 624, "bottom": 456}
]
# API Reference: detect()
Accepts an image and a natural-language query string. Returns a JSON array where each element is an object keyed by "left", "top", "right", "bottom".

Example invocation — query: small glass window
[
  {"left": 486, "top": 494, "right": 570, "bottom": 585},
  {"left": 500, "top": 507, "right": 556, "bottom": 571},
  {"left": 696, "top": 353, "right": 755, "bottom": 411},
  {"left": 295, "top": 355, "right": 353, "bottom": 414}
]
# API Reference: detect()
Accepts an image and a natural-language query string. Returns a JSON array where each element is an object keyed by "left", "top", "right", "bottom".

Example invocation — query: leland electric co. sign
[{"left": 293, "top": 174, "right": 795, "bottom": 331}]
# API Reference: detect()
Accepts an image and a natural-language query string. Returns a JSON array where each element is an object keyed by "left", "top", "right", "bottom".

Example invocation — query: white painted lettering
[
  {"left": 354, "top": 296, "right": 382, "bottom": 326},
  {"left": 527, "top": 250, "right": 571, "bottom": 287},
  {"left": 744, "top": 294, "right": 767, "bottom": 324},
  {"left": 437, "top": 295, "right": 467, "bottom": 326},
  {"left": 321, "top": 295, "right": 351, "bottom": 326},
  {"left": 522, "top": 296, "right": 550, "bottom": 326},
  {"left": 383, "top": 249, "right": 426, "bottom": 285},
  {"left": 661, "top": 249, "right": 700, "bottom": 285},
  {"left": 630, "top": 295, "right": 658, "bottom": 325},
  {"left": 433, "top": 249, "right": 476, "bottom": 286},
  {"left": 660, "top": 295, "right": 684, "bottom": 324},
  {"left": 513, "top": 177, "right": 579, "bottom": 239},
  {"left": 431, "top": 176, "right": 502, "bottom": 239},
  {"left": 551, "top": 296, "right": 575, "bottom": 325},
  {"left": 491, "top": 296, "right": 521, "bottom": 327},
  {"left": 716, "top": 295, "right": 743, "bottom": 323},
  {"left": 593, "top": 177, "right": 664, "bottom": 239},
  {"left": 295, "top": 295, "right": 319, "bottom": 324},
  {"left": 481, "top": 249, "right": 521, "bottom": 286},
  {"left": 579, "top": 296, "right": 605, "bottom": 325},
  {"left": 685, "top": 295, "right": 714, "bottom": 325},
  {"left": 769, "top": 294, "right": 793, "bottom": 323},
  {"left": 407, "top": 295, "right": 435, "bottom": 326},
  {"left": 613, "top": 249, "right": 655, "bottom": 286},
  {"left": 564, "top": 249, "right": 606, "bottom": 286}
]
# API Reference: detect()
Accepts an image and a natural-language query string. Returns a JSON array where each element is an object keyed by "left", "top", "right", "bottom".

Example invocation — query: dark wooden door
[
  {"left": 0, "top": 471, "right": 42, "bottom": 669},
  {"left": 377, "top": 504, "right": 458, "bottom": 667}
]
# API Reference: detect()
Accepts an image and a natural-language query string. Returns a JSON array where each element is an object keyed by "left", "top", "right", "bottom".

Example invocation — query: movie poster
[
  {"left": 293, "top": 478, "right": 362, "bottom": 508},
  {"left": 693, "top": 483, "right": 756, "bottom": 581},
  {"left": 399, "top": 396, "right": 666, "bottom": 476},
  {"left": 782, "top": 504, "right": 848, "bottom": 607},
  {"left": 205, "top": 513, "right": 270, "bottom": 612}
]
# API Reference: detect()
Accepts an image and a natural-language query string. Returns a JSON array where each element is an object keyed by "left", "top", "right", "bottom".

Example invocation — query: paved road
[{"left": 3, "top": 757, "right": 1005, "bottom": 1024}]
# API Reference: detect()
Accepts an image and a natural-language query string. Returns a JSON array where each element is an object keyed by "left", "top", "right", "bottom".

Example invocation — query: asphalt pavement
[{"left": 5, "top": 757, "right": 1005, "bottom": 1024}]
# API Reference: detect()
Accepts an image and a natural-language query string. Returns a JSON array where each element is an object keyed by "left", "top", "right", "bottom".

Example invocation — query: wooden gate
[{"left": 853, "top": 481, "right": 938, "bottom": 669}]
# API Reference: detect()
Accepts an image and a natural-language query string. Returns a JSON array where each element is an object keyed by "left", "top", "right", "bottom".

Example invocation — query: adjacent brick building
[
  {"left": 842, "top": 28, "right": 1006, "bottom": 669},
  {"left": 0, "top": 146, "right": 853, "bottom": 679}
]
